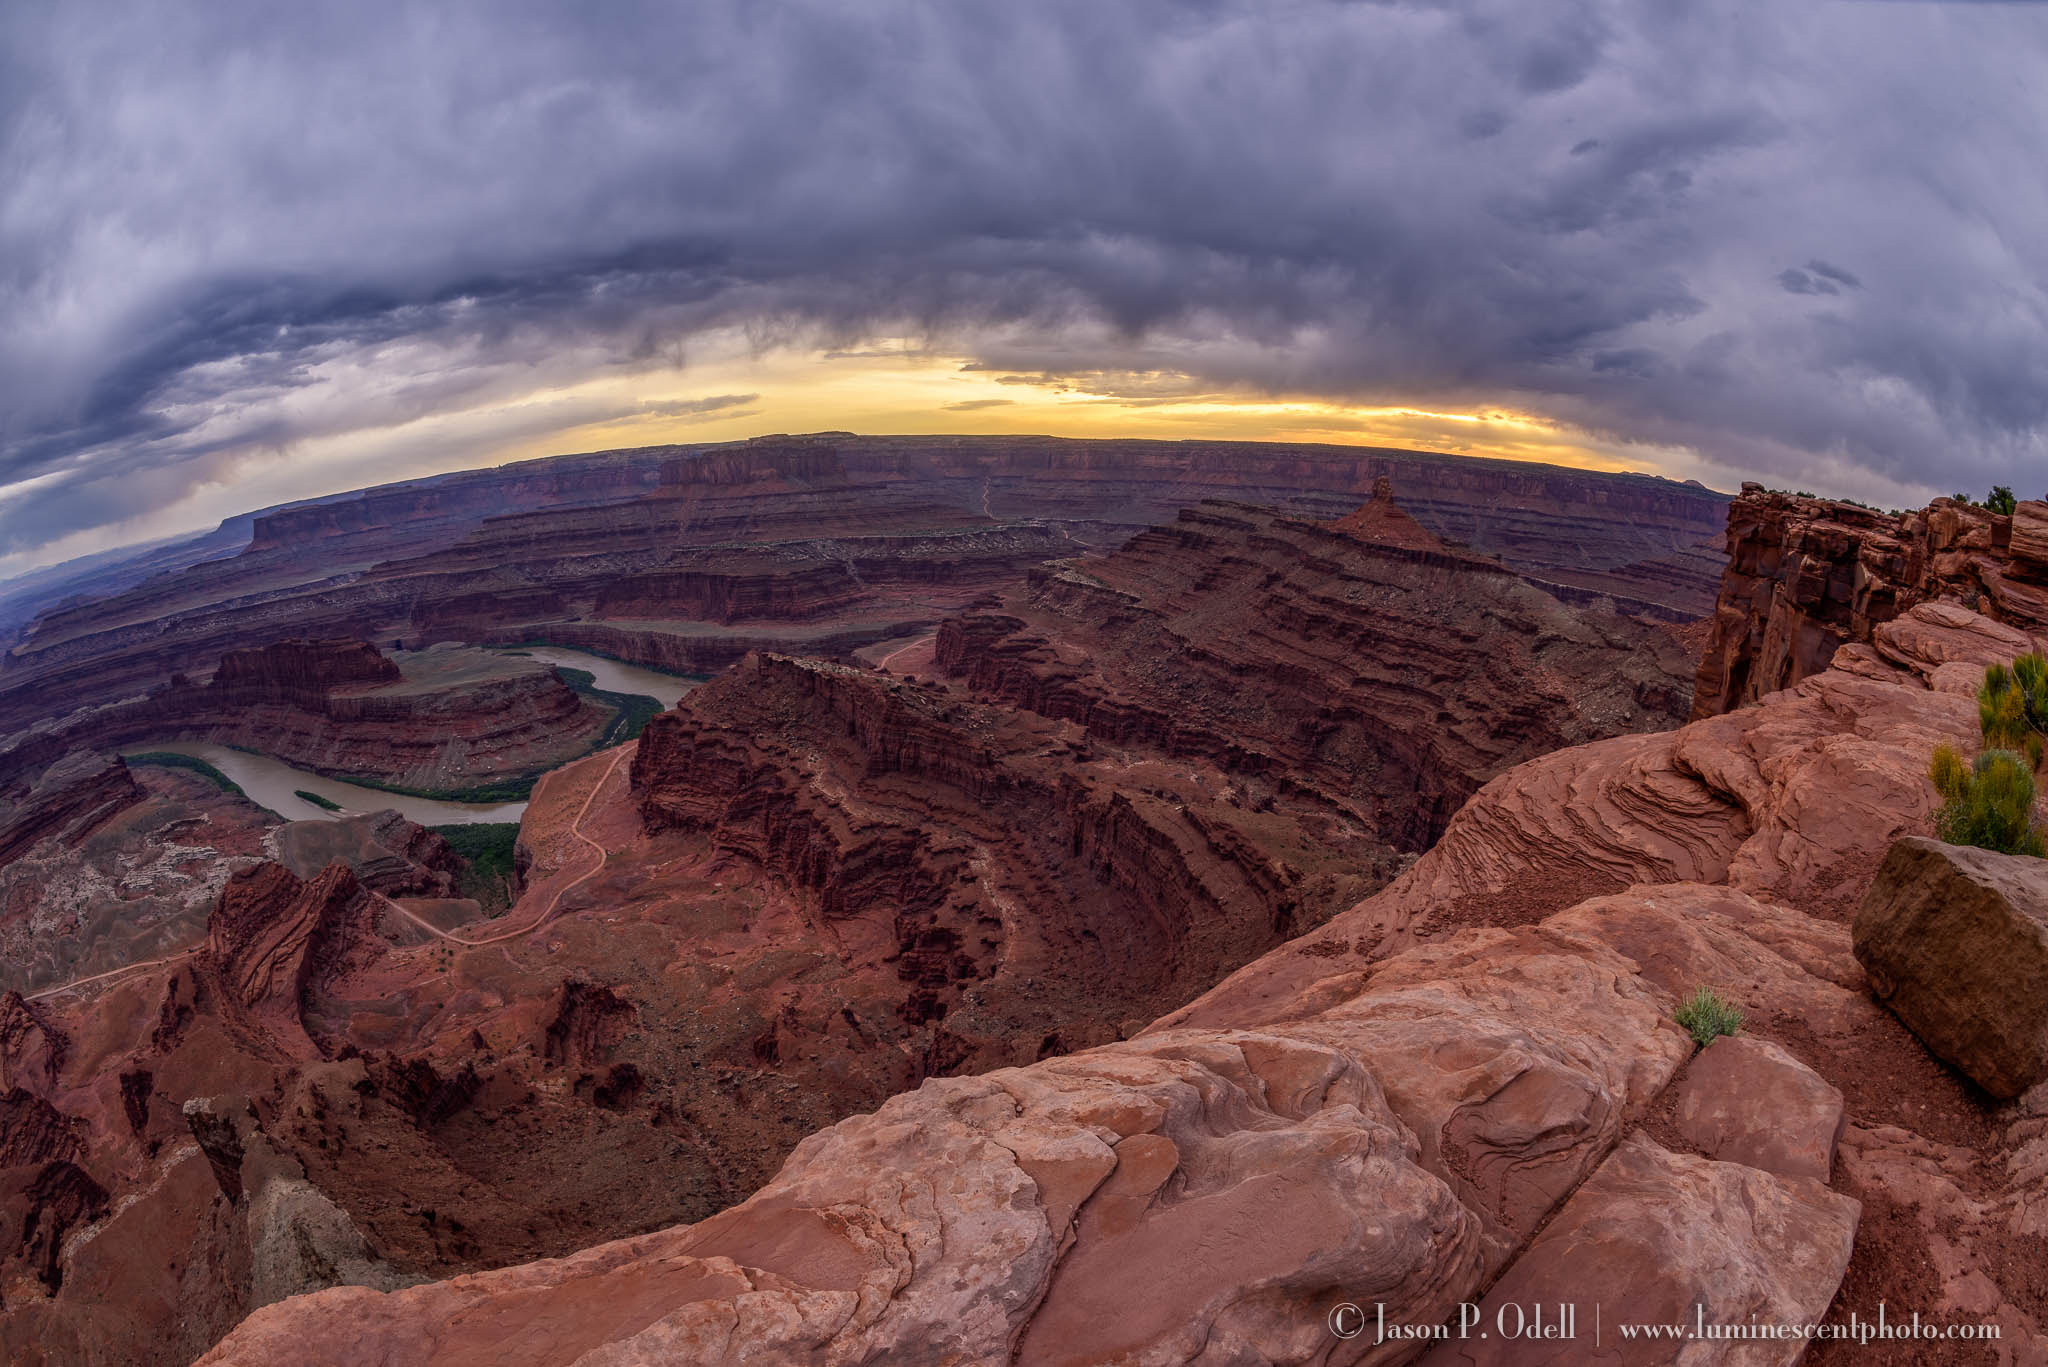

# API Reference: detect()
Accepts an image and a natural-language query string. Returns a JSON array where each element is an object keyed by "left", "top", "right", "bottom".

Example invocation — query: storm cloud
[{"left": 4, "top": 0, "right": 2046, "bottom": 563}]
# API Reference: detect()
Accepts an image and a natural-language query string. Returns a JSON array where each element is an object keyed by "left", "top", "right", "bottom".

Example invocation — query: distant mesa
[{"left": 0, "top": 435, "right": 1733, "bottom": 739}]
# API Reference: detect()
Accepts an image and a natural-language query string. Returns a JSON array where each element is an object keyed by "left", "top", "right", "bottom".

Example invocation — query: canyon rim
[{"left": 6, "top": 4, "right": 2048, "bottom": 1364}]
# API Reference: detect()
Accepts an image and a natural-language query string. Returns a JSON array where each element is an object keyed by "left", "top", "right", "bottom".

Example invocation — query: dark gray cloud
[{"left": 3, "top": 0, "right": 2047, "bottom": 565}]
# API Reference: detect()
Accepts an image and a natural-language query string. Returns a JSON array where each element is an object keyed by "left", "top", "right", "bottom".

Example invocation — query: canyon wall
[
  {"left": 1693, "top": 485, "right": 2048, "bottom": 717},
  {"left": 939, "top": 493, "right": 1696, "bottom": 850},
  {"left": 0, "top": 639, "right": 610, "bottom": 794},
  {"left": 196, "top": 595, "right": 2048, "bottom": 1367},
  {"left": 0, "top": 465, "right": 1737, "bottom": 1363},
  {"left": 0, "top": 435, "right": 1728, "bottom": 735},
  {"left": 630, "top": 652, "right": 1375, "bottom": 1063}
]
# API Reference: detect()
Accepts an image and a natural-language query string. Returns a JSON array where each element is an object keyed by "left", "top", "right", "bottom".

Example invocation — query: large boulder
[
  {"left": 199, "top": 1031, "right": 1487, "bottom": 1366},
  {"left": 1669, "top": 1037, "right": 1845, "bottom": 1183},
  {"left": 1417, "top": 1133, "right": 1859, "bottom": 1367},
  {"left": 1853, "top": 836, "right": 2048, "bottom": 1099}
]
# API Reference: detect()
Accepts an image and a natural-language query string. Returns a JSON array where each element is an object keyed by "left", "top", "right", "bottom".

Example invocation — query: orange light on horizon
[
  {"left": 0, "top": 337, "right": 1700, "bottom": 582},
  {"left": 497, "top": 341, "right": 1662, "bottom": 479}
]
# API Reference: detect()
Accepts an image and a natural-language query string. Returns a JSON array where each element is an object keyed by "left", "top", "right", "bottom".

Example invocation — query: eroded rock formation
[
  {"left": 632, "top": 651, "right": 1372, "bottom": 1065},
  {"left": 0, "top": 993, "right": 67, "bottom": 1093},
  {"left": 1693, "top": 486, "right": 2048, "bottom": 717},
  {"left": 938, "top": 495, "right": 1696, "bottom": 850},
  {"left": 0, "top": 638, "right": 610, "bottom": 795},
  {"left": 202, "top": 861, "right": 379, "bottom": 1060},
  {"left": 273, "top": 810, "right": 467, "bottom": 900},
  {"left": 0, "top": 761, "right": 278, "bottom": 996},
  {"left": 0, "top": 752, "right": 145, "bottom": 872},
  {"left": 198, "top": 594, "right": 2048, "bottom": 1364}
]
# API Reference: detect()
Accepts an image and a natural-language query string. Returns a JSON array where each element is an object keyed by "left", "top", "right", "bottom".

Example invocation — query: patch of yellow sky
[
  {"left": 494, "top": 342, "right": 1649, "bottom": 476},
  {"left": 5, "top": 338, "right": 1680, "bottom": 582}
]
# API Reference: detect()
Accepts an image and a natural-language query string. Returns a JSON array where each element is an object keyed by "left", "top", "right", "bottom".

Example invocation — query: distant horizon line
[{"left": 1, "top": 427, "right": 1742, "bottom": 592}]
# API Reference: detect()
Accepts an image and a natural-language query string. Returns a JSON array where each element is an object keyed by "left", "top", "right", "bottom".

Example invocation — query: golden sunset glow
[
  {"left": 497, "top": 339, "right": 1654, "bottom": 477},
  {"left": 0, "top": 336, "right": 1693, "bottom": 583}
]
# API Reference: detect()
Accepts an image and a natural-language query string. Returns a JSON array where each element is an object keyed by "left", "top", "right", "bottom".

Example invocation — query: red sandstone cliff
[
  {"left": 938, "top": 495, "right": 1696, "bottom": 850},
  {"left": 631, "top": 651, "right": 1368, "bottom": 1061},
  {"left": 1693, "top": 485, "right": 2048, "bottom": 717},
  {"left": 195, "top": 595, "right": 2048, "bottom": 1366},
  {"left": 202, "top": 861, "right": 378, "bottom": 1060}
]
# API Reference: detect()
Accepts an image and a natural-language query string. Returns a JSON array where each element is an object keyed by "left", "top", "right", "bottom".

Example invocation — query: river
[
  {"left": 496, "top": 646, "right": 701, "bottom": 709},
  {"left": 124, "top": 647, "right": 700, "bottom": 826},
  {"left": 125, "top": 740, "right": 531, "bottom": 825}
]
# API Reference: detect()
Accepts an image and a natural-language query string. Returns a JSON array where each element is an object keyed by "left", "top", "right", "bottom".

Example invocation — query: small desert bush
[
  {"left": 429, "top": 822, "right": 522, "bottom": 912},
  {"left": 1674, "top": 987, "right": 1743, "bottom": 1047},
  {"left": 1930, "top": 744, "right": 2046, "bottom": 857},
  {"left": 1979, "top": 653, "right": 2048, "bottom": 768}
]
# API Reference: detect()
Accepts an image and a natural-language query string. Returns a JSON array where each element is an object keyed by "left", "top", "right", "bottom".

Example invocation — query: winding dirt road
[
  {"left": 383, "top": 746, "right": 625, "bottom": 948},
  {"left": 26, "top": 949, "right": 194, "bottom": 1003},
  {"left": 877, "top": 633, "right": 938, "bottom": 675},
  {"left": 23, "top": 746, "right": 629, "bottom": 1002}
]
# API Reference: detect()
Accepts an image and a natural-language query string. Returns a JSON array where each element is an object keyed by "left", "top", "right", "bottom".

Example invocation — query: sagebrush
[
  {"left": 1674, "top": 987, "right": 1743, "bottom": 1047},
  {"left": 1930, "top": 743, "right": 2046, "bottom": 857},
  {"left": 1978, "top": 652, "right": 2048, "bottom": 768}
]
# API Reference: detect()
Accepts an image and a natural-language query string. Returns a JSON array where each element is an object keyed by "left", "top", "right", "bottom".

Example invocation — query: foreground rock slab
[
  {"left": 198, "top": 1032, "right": 1486, "bottom": 1366},
  {"left": 1418, "top": 1132, "right": 1859, "bottom": 1367},
  {"left": 1671, "top": 1036, "right": 1846, "bottom": 1183},
  {"left": 1854, "top": 836, "right": 2048, "bottom": 1099}
]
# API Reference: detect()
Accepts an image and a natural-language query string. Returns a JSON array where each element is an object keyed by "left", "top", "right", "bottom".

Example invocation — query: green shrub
[
  {"left": 1930, "top": 744, "right": 2046, "bottom": 856},
  {"left": 1979, "top": 653, "right": 2048, "bottom": 768},
  {"left": 1674, "top": 987, "right": 1743, "bottom": 1047},
  {"left": 428, "top": 822, "right": 523, "bottom": 913},
  {"left": 1987, "top": 485, "right": 2018, "bottom": 516}
]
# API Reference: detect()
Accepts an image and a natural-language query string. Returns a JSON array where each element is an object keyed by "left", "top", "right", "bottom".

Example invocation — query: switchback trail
[{"left": 23, "top": 746, "right": 629, "bottom": 999}]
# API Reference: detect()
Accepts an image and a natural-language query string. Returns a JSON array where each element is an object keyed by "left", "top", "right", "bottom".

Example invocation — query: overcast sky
[{"left": 3, "top": 0, "right": 2045, "bottom": 574}]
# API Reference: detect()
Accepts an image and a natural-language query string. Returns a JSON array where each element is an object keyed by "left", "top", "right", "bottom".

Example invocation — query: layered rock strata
[
  {"left": 0, "top": 638, "right": 610, "bottom": 794},
  {"left": 938, "top": 494, "right": 1696, "bottom": 850},
  {"left": 201, "top": 861, "right": 378, "bottom": 1061},
  {"left": 631, "top": 651, "right": 1384, "bottom": 1064},
  {"left": 199, "top": 595, "right": 2048, "bottom": 1364},
  {"left": 1693, "top": 486, "right": 2048, "bottom": 717},
  {"left": 0, "top": 751, "right": 144, "bottom": 871},
  {"left": 0, "top": 435, "right": 1728, "bottom": 734}
]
